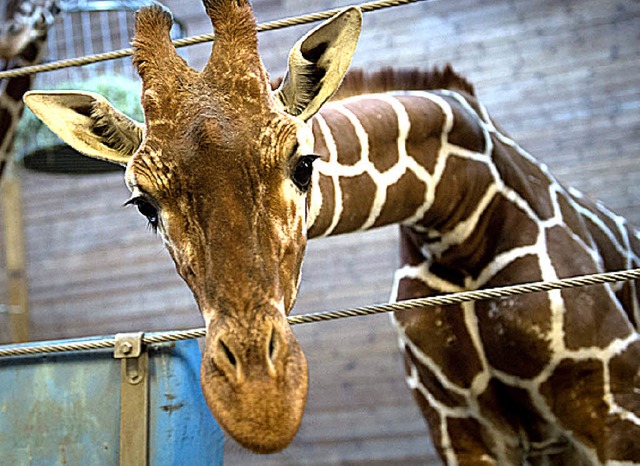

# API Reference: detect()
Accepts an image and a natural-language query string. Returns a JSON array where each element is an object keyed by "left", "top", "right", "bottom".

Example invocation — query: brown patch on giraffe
[
  {"left": 491, "top": 195, "right": 540, "bottom": 258},
  {"left": 396, "top": 276, "right": 430, "bottom": 299},
  {"left": 5, "top": 75, "right": 34, "bottom": 102},
  {"left": 406, "top": 136, "right": 442, "bottom": 179},
  {"left": 399, "top": 226, "right": 428, "bottom": 267},
  {"left": 477, "top": 254, "right": 553, "bottom": 379},
  {"left": 395, "top": 301, "right": 485, "bottom": 389},
  {"left": 332, "top": 173, "right": 377, "bottom": 234},
  {"left": 609, "top": 339, "right": 640, "bottom": 416},
  {"left": 445, "top": 416, "right": 497, "bottom": 461},
  {"left": 437, "top": 191, "right": 539, "bottom": 280},
  {"left": 483, "top": 248, "right": 544, "bottom": 295},
  {"left": 397, "top": 94, "right": 446, "bottom": 175},
  {"left": 601, "top": 418, "right": 640, "bottom": 462},
  {"left": 318, "top": 107, "right": 361, "bottom": 166},
  {"left": 540, "top": 358, "right": 608, "bottom": 461},
  {"left": 403, "top": 344, "right": 467, "bottom": 408},
  {"left": 429, "top": 262, "right": 466, "bottom": 288},
  {"left": 616, "top": 280, "right": 640, "bottom": 328},
  {"left": 0, "top": 108, "right": 11, "bottom": 137},
  {"left": 428, "top": 156, "right": 494, "bottom": 234},
  {"left": 311, "top": 114, "right": 326, "bottom": 152},
  {"left": 492, "top": 143, "right": 554, "bottom": 221},
  {"left": 585, "top": 217, "right": 626, "bottom": 272},
  {"left": 559, "top": 284, "right": 630, "bottom": 350},
  {"left": 442, "top": 94, "right": 486, "bottom": 154},
  {"left": 557, "top": 191, "right": 594, "bottom": 248},
  {"left": 374, "top": 170, "right": 426, "bottom": 228},
  {"left": 344, "top": 98, "right": 400, "bottom": 173},
  {"left": 477, "top": 378, "right": 573, "bottom": 460},
  {"left": 577, "top": 196, "right": 627, "bottom": 247},
  {"left": 545, "top": 224, "right": 632, "bottom": 349},
  {"left": 604, "top": 340, "right": 640, "bottom": 462}
]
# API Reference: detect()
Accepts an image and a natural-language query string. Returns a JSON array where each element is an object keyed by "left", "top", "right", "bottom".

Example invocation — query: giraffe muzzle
[{"left": 199, "top": 310, "right": 309, "bottom": 453}]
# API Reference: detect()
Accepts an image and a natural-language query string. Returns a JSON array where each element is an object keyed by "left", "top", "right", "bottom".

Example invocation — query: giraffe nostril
[
  {"left": 268, "top": 327, "right": 277, "bottom": 363},
  {"left": 218, "top": 338, "right": 237, "bottom": 368}
]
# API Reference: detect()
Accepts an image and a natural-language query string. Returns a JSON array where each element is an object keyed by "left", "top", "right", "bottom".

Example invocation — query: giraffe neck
[
  {"left": 0, "top": 10, "right": 52, "bottom": 177},
  {"left": 307, "top": 89, "right": 523, "bottom": 269},
  {"left": 310, "top": 84, "right": 640, "bottom": 464},
  {"left": 307, "top": 88, "right": 640, "bottom": 304},
  {"left": 307, "top": 90, "right": 459, "bottom": 238}
]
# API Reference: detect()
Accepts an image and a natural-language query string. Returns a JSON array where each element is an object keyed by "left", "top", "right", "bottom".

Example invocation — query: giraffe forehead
[{"left": 126, "top": 110, "right": 310, "bottom": 199}]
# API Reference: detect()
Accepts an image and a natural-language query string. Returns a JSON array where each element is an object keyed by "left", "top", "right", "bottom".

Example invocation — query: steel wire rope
[
  {"left": 0, "top": 0, "right": 426, "bottom": 80},
  {"left": 1, "top": 267, "right": 639, "bottom": 358}
]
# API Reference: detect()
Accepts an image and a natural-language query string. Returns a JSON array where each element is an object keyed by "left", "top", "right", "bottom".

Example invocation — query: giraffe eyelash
[{"left": 124, "top": 195, "right": 160, "bottom": 233}]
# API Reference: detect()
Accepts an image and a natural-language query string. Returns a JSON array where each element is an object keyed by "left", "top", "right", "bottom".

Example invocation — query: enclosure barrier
[
  {"left": 0, "top": 335, "right": 224, "bottom": 465},
  {"left": 1, "top": 268, "right": 639, "bottom": 358}
]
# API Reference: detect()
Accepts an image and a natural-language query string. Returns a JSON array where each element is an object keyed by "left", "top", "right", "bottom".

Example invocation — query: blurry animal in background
[{"left": 0, "top": 0, "right": 59, "bottom": 177}]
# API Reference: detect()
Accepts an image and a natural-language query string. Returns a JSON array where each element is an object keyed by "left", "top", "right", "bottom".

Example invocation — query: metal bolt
[{"left": 120, "top": 341, "right": 133, "bottom": 355}]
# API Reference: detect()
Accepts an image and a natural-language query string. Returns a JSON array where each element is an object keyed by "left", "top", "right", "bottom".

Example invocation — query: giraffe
[
  {"left": 23, "top": 0, "right": 640, "bottom": 463},
  {"left": 0, "top": 0, "right": 60, "bottom": 178}
]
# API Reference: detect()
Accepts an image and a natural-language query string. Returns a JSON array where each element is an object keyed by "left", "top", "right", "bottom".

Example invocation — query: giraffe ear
[
  {"left": 23, "top": 90, "right": 144, "bottom": 166},
  {"left": 273, "top": 7, "right": 362, "bottom": 121}
]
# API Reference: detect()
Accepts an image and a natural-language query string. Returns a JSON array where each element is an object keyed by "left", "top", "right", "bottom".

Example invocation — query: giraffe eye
[
  {"left": 125, "top": 197, "right": 159, "bottom": 231},
  {"left": 292, "top": 155, "right": 319, "bottom": 192}
]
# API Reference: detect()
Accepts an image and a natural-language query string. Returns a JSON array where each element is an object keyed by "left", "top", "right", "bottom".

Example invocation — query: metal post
[{"left": 114, "top": 332, "right": 149, "bottom": 466}]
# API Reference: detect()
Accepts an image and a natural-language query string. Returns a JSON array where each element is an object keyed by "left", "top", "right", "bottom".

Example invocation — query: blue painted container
[{"left": 0, "top": 336, "right": 224, "bottom": 465}]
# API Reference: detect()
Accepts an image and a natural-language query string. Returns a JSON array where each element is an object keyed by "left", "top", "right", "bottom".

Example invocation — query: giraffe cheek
[
  {"left": 163, "top": 238, "right": 207, "bottom": 308},
  {"left": 279, "top": 238, "right": 306, "bottom": 314},
  {"left": 272, "top": 200, "right": 307, "bottom": 311}
]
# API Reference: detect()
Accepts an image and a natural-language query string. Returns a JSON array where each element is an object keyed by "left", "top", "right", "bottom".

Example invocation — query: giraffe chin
[{"left": 199, "top": 326, "right": 309, "bottom": 454}]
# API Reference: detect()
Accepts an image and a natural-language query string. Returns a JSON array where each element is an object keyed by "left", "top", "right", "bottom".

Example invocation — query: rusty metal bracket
[{"left": 114, "top": 332, "right": 149, "bottom": 466}]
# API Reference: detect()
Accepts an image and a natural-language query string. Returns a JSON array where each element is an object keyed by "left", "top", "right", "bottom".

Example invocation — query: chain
[
  {"left": 1, "top": 268, "right": 639, "bottom": 358},
  {"left": 0, "top": 0, "right": 426, "bottom": 80}
]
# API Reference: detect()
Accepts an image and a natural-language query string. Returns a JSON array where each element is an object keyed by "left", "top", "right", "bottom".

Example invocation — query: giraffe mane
[{"left": 271, "top": 65, "right": 475, "bottom": 101}]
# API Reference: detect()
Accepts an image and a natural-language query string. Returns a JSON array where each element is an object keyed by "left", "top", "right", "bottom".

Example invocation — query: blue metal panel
[
  {"left": 148, "top": 339, "right": 224, "bottom": 466},
  {"left": 0, "top": 336, "right": 224, "bottom": 465}
]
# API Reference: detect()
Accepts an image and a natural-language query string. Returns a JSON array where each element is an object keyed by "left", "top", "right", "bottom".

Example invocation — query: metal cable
[
  {"left": 1, "top": 268, "right": 639, "bottom": 358},
  {"left": 287, "top": 267, "right": 640, "bottom": 325},
  {"left": 0, "top": 0, "right": 426, "bottom": 80}
]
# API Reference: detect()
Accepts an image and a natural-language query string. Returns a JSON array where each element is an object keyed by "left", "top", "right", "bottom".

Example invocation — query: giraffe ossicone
[{"left": 24, "top": 0, "right": 640, "bottom": 463}]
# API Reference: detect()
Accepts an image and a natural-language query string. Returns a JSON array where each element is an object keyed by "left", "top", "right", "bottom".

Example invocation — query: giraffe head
[
  {"left": 0, "top": 0, "right": 59, "bottom": 61},
  {"left": 25, "top": 0, "right": 361, "bottom": 453}
]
